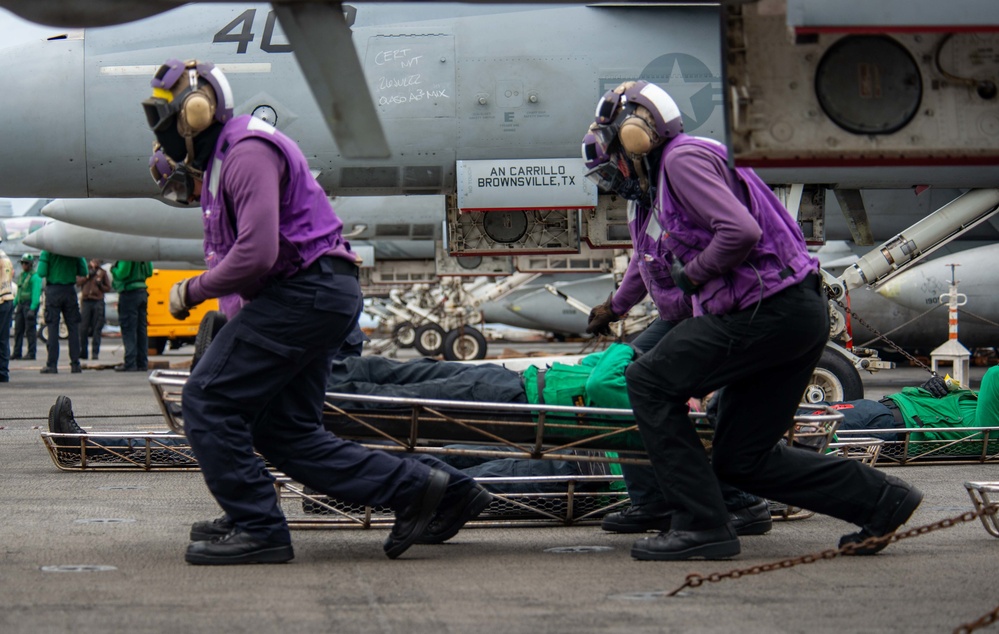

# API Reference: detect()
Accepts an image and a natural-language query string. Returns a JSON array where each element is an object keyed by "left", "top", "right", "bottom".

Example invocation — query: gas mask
[
  {"left": 584, "top": 151, "right": 653, "bottom": 207},
  {"left": 149, "top": 145, "right": 201, "bottom": 206}
]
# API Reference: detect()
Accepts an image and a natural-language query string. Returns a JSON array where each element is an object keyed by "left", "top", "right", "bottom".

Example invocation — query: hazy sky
[{"left": 0, "top": 8, "right": 68, "bottom": 49}]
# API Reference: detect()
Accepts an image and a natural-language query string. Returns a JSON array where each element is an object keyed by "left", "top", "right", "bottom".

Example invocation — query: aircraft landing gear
[
  {"left": 191, "top": 311, "right": 228, "bottom": 371},
  {"left": 442, "top": 327, "right": 488, "bottom": 361},
  {"left": 804, "top": 348, "right": 864, "bottom": 403},
  {"left": 414, "top": 323, "right": 446, "bottom": 357},
  {"left": 391, "top": 321, "right": 417, "bottom": 348}
]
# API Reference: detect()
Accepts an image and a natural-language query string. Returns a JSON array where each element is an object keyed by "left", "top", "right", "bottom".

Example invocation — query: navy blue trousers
[
  {"left": 43, "top": 284, "right": 81, "bottom": 369},
  {"left": 79, "top": 299, "right": 106, "bottom": 358},
  {"left": 117, "top": 289, "right": 148, "bottom": 370},
  {"left": 182, "top": 258, "right": 435, "bottom": 543},
  {"left": 12, "top": 302, "right": 37, "bottom": 359},
  {"left": 0, "top": 299, "right": 11, "bottom": 381},
  {"left": 626, "top": 276, "right": 887, "bottom": 531}
]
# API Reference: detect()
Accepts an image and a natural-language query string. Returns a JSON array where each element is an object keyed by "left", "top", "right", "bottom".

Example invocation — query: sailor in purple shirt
[
  {"left": 142, "top": 59, "right": 490, "bottom": 565},
  {"left": 581, "top": 132, "right": 772, "bottom": 538},
  {"left": 585, "top": 81, "right": 922, "bottom": 561}
]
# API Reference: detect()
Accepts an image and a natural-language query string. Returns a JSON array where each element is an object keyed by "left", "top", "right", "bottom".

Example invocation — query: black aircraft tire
[
  {"left": 805, "top": 348, "right": 864, "bottom": 403},
  {"left": 413, "top": 323, "right": 446, "bottom": 357},
  {"left": 392, "top": 321, "right": 417, "bottom": 348},
  {"left": 442, "top": 327, "right": 488, "bottom": 361},
  {"left": 148, "top": 336, "right": 168, "bottom": 356},
  {"left": 191, "top": 311, "right": 228, "bottom": 372}
]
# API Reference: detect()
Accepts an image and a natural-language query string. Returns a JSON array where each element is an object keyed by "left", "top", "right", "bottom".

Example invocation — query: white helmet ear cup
[
  {"left": 179, "top": 91, "right": 215, "bottom": 136},
  {"left": 619, "top": 118, "right": 655, "bottom": 155}
]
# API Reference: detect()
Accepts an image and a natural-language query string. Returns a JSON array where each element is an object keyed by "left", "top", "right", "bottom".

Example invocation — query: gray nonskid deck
[{"left": 5, "top": 354, "right": 999, "bottom": 633}]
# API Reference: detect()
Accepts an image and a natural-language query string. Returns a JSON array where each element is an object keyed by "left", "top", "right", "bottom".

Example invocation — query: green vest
[
  {"left": 521, "top": 343, "right": 644, "bottom": 487},
  {"left": 887, "top": 386, "right": 997, "bottom": 455},
  {"left": 15, "top": 270, "right": 41, "bottom": 310}
]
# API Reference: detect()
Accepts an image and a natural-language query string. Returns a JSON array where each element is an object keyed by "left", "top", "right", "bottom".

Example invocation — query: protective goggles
[
  {"left": 142, "top": 59, "right": 195, "bottom": 131},
  {"left": 594, "top": 88, "right": 623, "bottom": 125},
  {"left": 149, "top": 147, "right": 200, "bottom": 205}
]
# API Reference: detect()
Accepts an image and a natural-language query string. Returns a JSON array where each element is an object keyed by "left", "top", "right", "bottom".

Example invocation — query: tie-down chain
[{"left": 661, "top": 504, "right": 998, "bottom": 632}]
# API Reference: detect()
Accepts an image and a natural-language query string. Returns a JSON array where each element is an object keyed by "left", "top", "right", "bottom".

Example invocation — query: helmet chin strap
[
  {"left": 184, "top": 135, "right": 197, "bottom": 167},
  {"left": 632, "top": 157, "right": 649, "bottom": 197}
]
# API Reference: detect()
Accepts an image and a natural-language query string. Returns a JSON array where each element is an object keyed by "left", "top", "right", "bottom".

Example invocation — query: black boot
[
  {"left": 730, "top": 500, "right": 773, "bottom": 536},
  {"left": 631, "top": 524, "right": 740, "bottom": 561},
  {"left": 383, "top": 468, "right": 449, "bottom": 559},
  {"left": 185, "top": 529, "right": 294, "bottom": 565},
  {"left": 415, "top": 482, "right": 493, "bottom": 544},
  {"left": 839, "top": 475, "right": 923, "bottom": 555},
  {"left": 48, "top": 395, "right": 86, "bottom": 434},
  {"left": 190, "top": 514, "right": 235, "bottom": 541},
  {"left": 601, "top": 503, "right": 673, "bottom": 533}
]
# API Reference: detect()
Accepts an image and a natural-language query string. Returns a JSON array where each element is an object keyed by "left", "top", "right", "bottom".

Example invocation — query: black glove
[
  {"left": 671, "top": 258, "right": 698, "bottom": 295},
  {"left": 26, "top": 310, "right": 36, "bottom": 321},
  {"left": 921, "top": 374, "right": 949, "bottom": 398},
  {"left": 586, "top": 294, "right": 619, "bottom": 336}
]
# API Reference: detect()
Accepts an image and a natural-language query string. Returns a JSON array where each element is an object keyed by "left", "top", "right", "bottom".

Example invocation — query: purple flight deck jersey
[
  {"left": 610, "top": 200, "right": 692, "bottom": 322},
  {"left": 187, "top": 115, "right": 356, "bottom": 312},
  {"left": 656, "top": 135, "right": 817, "bottom": 317}
]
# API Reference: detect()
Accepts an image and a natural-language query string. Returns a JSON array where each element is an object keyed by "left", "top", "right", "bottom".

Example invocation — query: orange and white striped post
[{"left": 930, "top": 264, "right": 971, "bottom": 388}]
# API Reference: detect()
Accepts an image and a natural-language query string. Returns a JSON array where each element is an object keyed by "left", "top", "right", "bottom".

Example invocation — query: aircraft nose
[{"left": 0, "top": 36, "right": 87, "bottom": 196}]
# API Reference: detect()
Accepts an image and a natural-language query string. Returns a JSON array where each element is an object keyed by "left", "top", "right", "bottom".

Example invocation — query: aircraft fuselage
[{"left": 0, "top": 3, "right": 725, "bottom": 198}]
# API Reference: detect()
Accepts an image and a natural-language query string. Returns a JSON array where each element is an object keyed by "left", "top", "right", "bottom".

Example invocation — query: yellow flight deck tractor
[{"left": 145, "top": 269, "right": 219, "bottom": 356}]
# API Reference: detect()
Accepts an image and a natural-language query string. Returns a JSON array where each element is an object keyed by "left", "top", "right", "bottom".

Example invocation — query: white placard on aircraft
[{"left": 456, "top": 159, "right": 596, "bottom": 212}]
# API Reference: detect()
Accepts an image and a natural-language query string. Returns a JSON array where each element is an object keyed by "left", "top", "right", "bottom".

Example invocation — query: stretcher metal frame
[
  {"left": 835, "top": 427, "right": 999, "bottom": 465},
  {"left": 278, "top": 475, "right": 632, "bottom": 529},
  {"left": 827, "top": 437, "right": 884, "bottom": 466},
  {"left": 41, "top": 431, "right": 199, "bottom": 471},
  {"left": 964, "top": 481, "right": 999, "bottom": 538},
  {"left": 148, "top": 369, "right": 845, "bottom": 465},
  {"left": 143, "top": 368, "right": 844, "bottom": 527},
  {"left": 38, "top": 369, "right": 847, "bottom": 529},
  {"left": 149, "top": 368, "right": 999, "bottom": 465}
]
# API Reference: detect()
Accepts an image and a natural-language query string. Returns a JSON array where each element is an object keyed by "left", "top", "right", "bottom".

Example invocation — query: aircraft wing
[{"left": 271, "top": 3, "right": 388, "bottom": 158}]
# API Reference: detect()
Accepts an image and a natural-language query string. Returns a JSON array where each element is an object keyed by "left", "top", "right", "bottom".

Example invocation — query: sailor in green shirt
[
  {"left": 12, "top": 253, "right": 42, "bottom": 361},
  {"left": 836, "top": 368, "right": 999, "bottom": 456},
  {"left": 111, "top": 261, "right": 153, "bottom": 372},
  {"left": 37, "top": 250, "right": 87, "bottom": 374}
]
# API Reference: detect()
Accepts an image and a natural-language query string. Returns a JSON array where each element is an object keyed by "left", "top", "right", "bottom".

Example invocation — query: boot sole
[
  {"left": 734, "top": 518, "right": 773, "bottom": 536},
  {"left": 184, "top": 544, "right": 294, "bottom": 565},
  {"left": 49, "top": 395, "right": 71, "bottom": 434},
  {"left": 600, "top": 518, "right": 672, "bottom": 534},
  {"left": 631, "top": 538, "right": 741, "bottom": 561}
]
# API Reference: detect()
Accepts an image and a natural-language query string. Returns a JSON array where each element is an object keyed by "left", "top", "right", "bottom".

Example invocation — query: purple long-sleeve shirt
[
  {"left": 610, "top": 257, "right": 647, "bottom": 316},
  {"left": 662, "top": 144, "right": 761, "bottom": 285},
  {"left": 186, "top": 139, "right": 283, "bottom": 306}
]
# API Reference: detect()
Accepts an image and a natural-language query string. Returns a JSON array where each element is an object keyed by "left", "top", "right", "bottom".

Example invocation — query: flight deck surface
[{"left": 3, "top": 342, "right": 997, "bottom": 634}]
